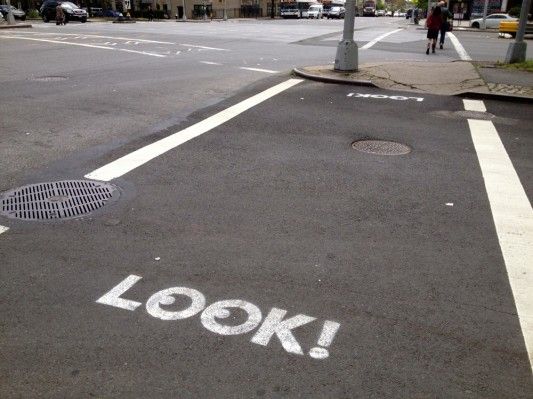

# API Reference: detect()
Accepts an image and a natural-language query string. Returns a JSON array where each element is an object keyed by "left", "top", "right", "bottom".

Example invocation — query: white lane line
[
  {"left": 463, "top": 99, "right": 487, "bottom": 112},
  {"left": 447, "top": 32, "right": 472, "bottom": 61},
  {"left": 0, "top": 225, "right": 9, "bottom": 235},
  {"left": 85, "top": 79, "right": 303, "bottom": 181},
  {"left": 360, "top": 28, "right": 403, "bottom": 50},
  {"left": 468, "top": 118, "right": 533, "bottom": 371},
  {"left": 0, "top": 36, "right": 166, "bottom": 58},
  {"left": 1, "top": 31, "right": 176, "bottom": 44},
  {"left": 200, "top": 61, "right": 222, "bottom": 65},
  {"left": 180, "top": 43, "right": 228, "bottom": 51},
  {"left": 239, "top": 67, "right": 279, "bottom": 74}
]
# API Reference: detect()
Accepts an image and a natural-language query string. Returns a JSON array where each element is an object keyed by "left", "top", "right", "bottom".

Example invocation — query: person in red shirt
[{"left": 425, "top": 6, "right": 442, "bottom": 54}]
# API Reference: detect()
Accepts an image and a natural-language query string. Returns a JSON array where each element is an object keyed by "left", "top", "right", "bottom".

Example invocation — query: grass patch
[{"left": 497, "top": 60, "right": 533, "bottom": 72}]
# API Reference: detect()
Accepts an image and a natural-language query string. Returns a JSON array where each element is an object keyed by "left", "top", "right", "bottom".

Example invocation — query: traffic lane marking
[
  {"left": 0, "top": 31, "right": 176, "bottom": 45},
  {"left": 96, "top": 274, "right": 341, "bottom": 359},
  {"left": 447, "top": 32, "right": 472, "bottom": 61},
  {"left": 239, "top": 67, "right": 280, "bottom": 74},
  {"left": 85, "top": 78, "right": 302, "bottom": 181},
  {"left": 0, "top": 225, "right": 9, "bottom": 235},
  {"left": 468, "top": 116, "right": 533, "bottom": 371},
  {"left": 360, "top": 28, "right": 403, "bottom": 50},
  {"left": 463, "top": 99, "right": 486, "bottom": 112},
  {"left": 347, "top": 92, "right": 424, "bottom": 102},
  {"left": 0, "top": 32, "right": 229, "bottom": 51},
  {"left": 0, "top": 36, "right": 167, "bottom": 58}
]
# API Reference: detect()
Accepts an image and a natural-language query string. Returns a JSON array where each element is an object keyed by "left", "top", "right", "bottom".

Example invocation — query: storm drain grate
[
  {"left": 352, "top": 139, "right": 411, "bottom": 156},
  {"left": 0, "top": 180, "right": 119, "bottom": 221}
]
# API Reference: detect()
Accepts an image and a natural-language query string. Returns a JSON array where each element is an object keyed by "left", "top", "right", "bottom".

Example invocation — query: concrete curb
[
  {"left": 293, "top": 67, "right": 533, "bottom": 103},
  {"left": 0, "top": 23, "right": 32, "bottom": 29},
  {"left": 293, "top": 68, "right": 376, "bottom": 87},
  {"left": 458, "top": 90, "right": 533, "bottom": 103}
]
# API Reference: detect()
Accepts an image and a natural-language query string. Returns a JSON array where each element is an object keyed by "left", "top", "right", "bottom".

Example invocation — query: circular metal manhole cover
[
  {"left": 29, "top": 76, "right": 69, "bottom": 82},
  {"left": 352, "top": 139, "right": 411, "bottom": 155},
  {"left": 0, "top": 180, "right": 119, "bottom": 221}
]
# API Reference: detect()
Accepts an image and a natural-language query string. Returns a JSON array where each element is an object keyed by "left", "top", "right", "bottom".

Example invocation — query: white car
[
  {"left": 376, "top": 10, "right": 385, "bottom": 16},
  {"left": 470, "top": 13, "right": 517, "bottom": 29},
  {"left": 307, "top": 4, "right": 323, "bottom": 18}
]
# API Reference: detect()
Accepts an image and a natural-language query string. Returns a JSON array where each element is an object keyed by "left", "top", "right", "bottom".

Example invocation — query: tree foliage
[{"left": 415, "top": 0, "right": 428, "bottom": 10}]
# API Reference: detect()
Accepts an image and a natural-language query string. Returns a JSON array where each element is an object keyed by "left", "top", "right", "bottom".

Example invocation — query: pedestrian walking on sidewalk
[
  {"left": 425, "top": 6, "right": 442, "bottom": 54},
  {"left": 55, "top": 2, "right": 65, "bottom": 25},
  {"left": 438, "top": 1, "right": 453, "bottom": 49},
  {"left": 147, "top": 5, "right": 153, "bottom": 21}
]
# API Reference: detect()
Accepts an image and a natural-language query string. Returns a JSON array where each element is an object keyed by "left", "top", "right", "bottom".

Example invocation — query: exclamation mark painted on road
[{"left": 308, "top": 320, "right": 340, "bottom": 359}]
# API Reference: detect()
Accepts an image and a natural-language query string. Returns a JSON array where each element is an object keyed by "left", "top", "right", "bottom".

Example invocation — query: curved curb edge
[
  {"left": 457, "top": 90, "right": 533, "bottom": 103},
  {"left": 293, "top": 68, "right": 377, "bottom": 88}
]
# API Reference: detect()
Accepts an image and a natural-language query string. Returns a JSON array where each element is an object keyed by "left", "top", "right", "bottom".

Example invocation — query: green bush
[
  {"left": 508, "top": 6, "right": 520, "bottom": 17},
  {"left": 27, "top": 9, "right": 40, "bottom": 18}
]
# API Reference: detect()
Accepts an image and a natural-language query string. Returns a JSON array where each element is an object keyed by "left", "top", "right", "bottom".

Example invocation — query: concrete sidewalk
[{"left": 294, "top": 61, "right": 533, "bottom": 101}]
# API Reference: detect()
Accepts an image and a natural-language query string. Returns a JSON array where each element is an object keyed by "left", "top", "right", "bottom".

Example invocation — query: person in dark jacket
[
  {"left": 425, "top": 6, "right": 442, "bottom": 54},
  {"left": 438, "top": 1, "right": 453, "bottom": 49}
]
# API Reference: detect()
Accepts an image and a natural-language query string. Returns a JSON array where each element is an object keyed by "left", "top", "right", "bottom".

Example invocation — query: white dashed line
[
  {"left": 200, "top": 61, "right": 222, "bottom": 65},
  {"left": 463, "top": 99, "right": 487, "bottom": 112},
  {"left": 447, "top": 32, "right": 472, "bottom": 61},
  {"left": 360, "top": 29, "right": 403, "bottom": 50},
  {"left": 0, "top": 36, "right": 166, "bottom": 57},
  {"left": 85, "top": 79, "right": 303, "bottom": 181},
  {"left": 180, "top": 43, "right": 228, "bottom": 51},
  {"left": 239, "top": 67, "right": 279, "bottom": 74},
  {"left": 0, "top": 225, "right": 9, "bottom": 235},
  {"left": 467, "top": 101, "right": 533, "bottom": 371}
]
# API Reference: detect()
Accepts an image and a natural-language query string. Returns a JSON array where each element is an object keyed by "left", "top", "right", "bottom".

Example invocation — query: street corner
[
  {"left": 294, "top": 61, "right": 490, "bottom": 96},
  {"left": 293, "top": 65, "right": 377, "bottom": 87}
]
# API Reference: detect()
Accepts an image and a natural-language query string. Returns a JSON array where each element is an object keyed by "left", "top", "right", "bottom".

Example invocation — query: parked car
[
  {"left": 385, "top": 10, "right": 392, "bottom": 16},
  {"left": 376, "top": 9, "right": 385, "bottom": 16},
  {"left": 470, "top": 13, "right": 517, "bottom": 29},
  {"left": 40, "top": 0, "right": 88, "bottom": 23},
  {"left": 307, "top": 4, "right": 323, "bottom": 19},
  {"left": 104, "top": 9, "right": 122, "bottom": 17},
  {"left": 327, "top": 6, "right": 345, "bottom": 19},
  {"left": 0, "top": 4, "right": 26, "bottom": 20},
  {"left": 89, "top": 6, "right": 103, "bottom": 16}
]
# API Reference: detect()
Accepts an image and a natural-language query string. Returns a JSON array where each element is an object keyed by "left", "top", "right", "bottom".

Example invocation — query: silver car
[{"left": 470, "top": 13, "right": 517, "bottom": 29}]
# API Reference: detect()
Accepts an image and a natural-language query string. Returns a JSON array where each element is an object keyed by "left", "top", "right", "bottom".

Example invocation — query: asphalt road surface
[{"left": 1, "top": 18, "right": 532, "bottom": 398}]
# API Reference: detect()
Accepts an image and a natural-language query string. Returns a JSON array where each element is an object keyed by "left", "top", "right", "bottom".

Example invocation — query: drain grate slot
[{"left": 0, "top": 180, "right": 119, "bottom": 221}]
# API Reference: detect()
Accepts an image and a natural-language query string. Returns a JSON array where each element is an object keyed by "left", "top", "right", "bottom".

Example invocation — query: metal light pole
[
  {"left": 223, "top": 0, "right": 227, "bottom": 20},
  {"left": 334, "top": 0, "right": 358, "bottom": 71},
  {"left": 6, "top": 0, "right": 16, "bottom": 24},
  {"left": 481, "top": 0, "right": 488, "bottom": 29},
  {"left": 505, "top": 0, "right": 532, "bottom": 63},
  {"left": 182, "top": 0, "right": 187, "bottom": 20},
  {"left": 203, "top": 0, "right": 207, "bottom": 20}
]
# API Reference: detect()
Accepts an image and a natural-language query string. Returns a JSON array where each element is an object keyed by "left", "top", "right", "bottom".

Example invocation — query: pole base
[
  {"left": 505, "top": 41, "right": 527, "bottom": 64},
  {"left": 334, "top": 40, "right": 358, "bottom": 72}
]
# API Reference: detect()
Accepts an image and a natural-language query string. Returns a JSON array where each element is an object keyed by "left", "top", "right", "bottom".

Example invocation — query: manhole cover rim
[{"left": 351, "top": 139, "right": 412, "bottom": 155}]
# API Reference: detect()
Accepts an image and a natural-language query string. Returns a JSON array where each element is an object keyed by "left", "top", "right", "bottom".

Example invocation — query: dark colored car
[
  {"left": 0, "top": 4, "right": 26, "bottom": 21},
  {"left": 40, "top": 1, "right": 87, "bottom": 23},
  {"left": 103, "top": 9, "right": 122, "bottom": 17}
]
